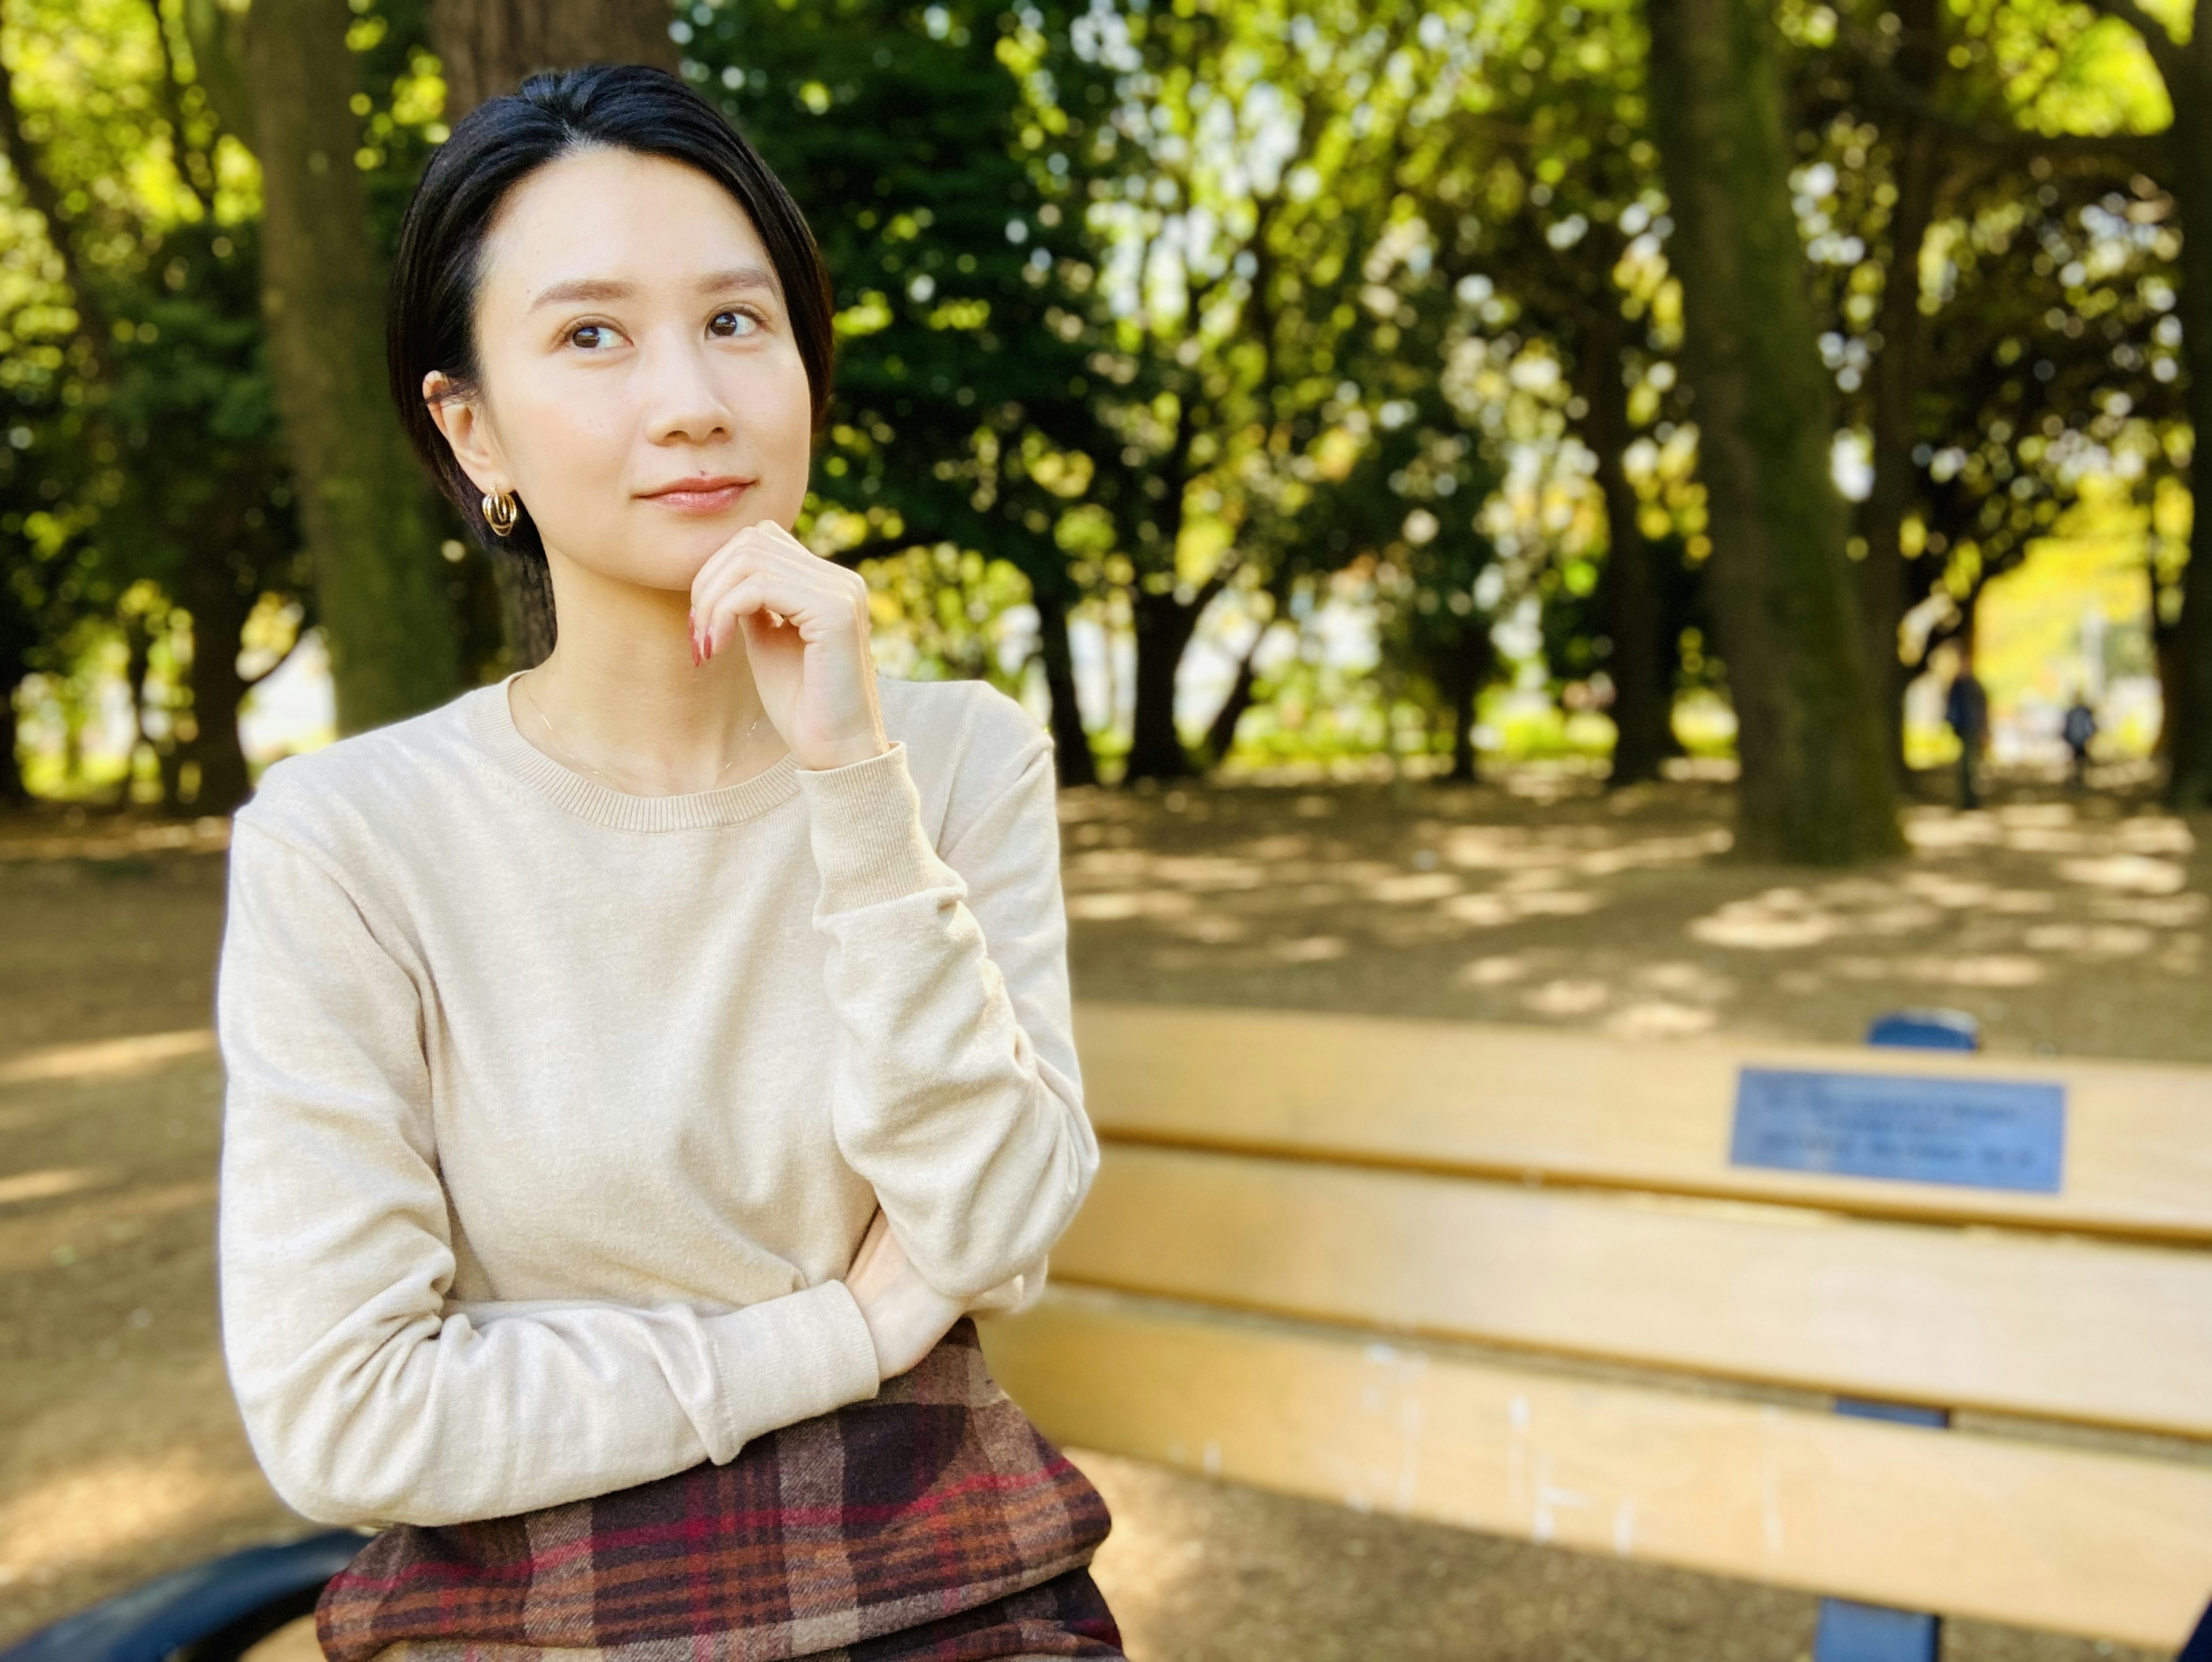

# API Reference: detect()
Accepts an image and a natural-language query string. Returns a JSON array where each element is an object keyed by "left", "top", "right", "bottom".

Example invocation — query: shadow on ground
[
  {"left": 0, "top": 773, "right": 2197, "bottom": 1657},
  {"left": 1062, "top": 770, "right": 2207, "bottom": 1063}
]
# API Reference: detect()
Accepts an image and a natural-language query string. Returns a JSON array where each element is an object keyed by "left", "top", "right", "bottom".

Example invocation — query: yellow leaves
[
  {"left": 926, "top": 297, "right": 991, "bottom": 331},
  {"left": 834, "top": 291, "right": 894, "bottom": 338},
  {"left": 1313, "top": 426, "right": 1361, "bottom": 483},
  {"left": 389, "top": 55, "right": 448, "bottom": 130}
]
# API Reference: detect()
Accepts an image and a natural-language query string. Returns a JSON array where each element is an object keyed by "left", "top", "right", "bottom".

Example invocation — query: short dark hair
[{"left": 385, "top": 63, "right": 835, "bottom": 657}]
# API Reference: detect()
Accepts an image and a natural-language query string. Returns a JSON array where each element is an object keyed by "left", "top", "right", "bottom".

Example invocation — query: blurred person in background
[
  {"left": 213, "top": 65, "right": 1120, "bottom": 1662},
  {"left": 1945, "top": 641, "right": 1990, "bottom": 811},
  {"left": 2062, "top": 689, "right": 2099, "bottom": 793}
]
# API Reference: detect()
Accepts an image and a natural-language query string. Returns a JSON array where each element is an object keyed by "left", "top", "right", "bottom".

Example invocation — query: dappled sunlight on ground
[
  {"left": 0, "top": 842, "right": 309, "bottom": 1642},
  {"left": 0, "top": 786, "right": 2195, "bottom": 1655},
  {"left": 1063, "top": 772, "right": 2210, "bottom": 1062}
]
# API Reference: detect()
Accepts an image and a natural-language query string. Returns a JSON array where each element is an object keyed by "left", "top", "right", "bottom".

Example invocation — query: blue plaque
[{"left": 1730, "top": 1068, "right": 2065, "bottom": 1194}]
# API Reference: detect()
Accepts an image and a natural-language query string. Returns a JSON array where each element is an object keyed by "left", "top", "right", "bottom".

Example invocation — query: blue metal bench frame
[
  {"left": 0, "top": 1530, "right": 362, "bottom": 1662},
  {"left": 1806, "top": 1009, "right": 1985, "bottom": 1662}
]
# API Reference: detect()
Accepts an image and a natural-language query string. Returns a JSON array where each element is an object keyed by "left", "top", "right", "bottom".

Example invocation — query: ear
[{"left": 422, "top": 370, "right": 506, "bottom": 497}]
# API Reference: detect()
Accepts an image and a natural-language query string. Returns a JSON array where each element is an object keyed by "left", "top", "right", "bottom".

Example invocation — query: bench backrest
[{"left": 978, "top": 1001, "right": 2212, "bottom": 1649}]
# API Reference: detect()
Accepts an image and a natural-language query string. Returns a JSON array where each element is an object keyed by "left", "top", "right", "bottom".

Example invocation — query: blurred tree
[
  {"left": 0, "top": 577, "right": 30, "bottom": 804},
  {"left": 1342, "top": 392, "right": 1507, "bottom": 782},
  {"left": 1795, "top": 0, "right": 2171, "bottom": 780},
  {"left": 1078, "top": 0, "right": 1439, "bottom": 780},
  {"left": 0, "top": 4, "right": 299, "bottom": 811},
  {"left": 1819, "top": 0, "right": 1950, "bottom": 774},
  {"left": 434, "top": 0, "right": 676, "bottom": 112},
  {"left": 2039, "top": 0, "right": 2209, "bottom": 806},
  {"left": 102, "top": 221, "right": 301, "bottom": 811},
  {"left": 426, "top": 0, "right": 678, "bottom": 665},
  {"left": 1910, "top": 162, "right": 2178, "bottom": 652},
  {"left": 1421, "top": 0, "right": 1683, "bottom": 785},
  {"left": 692, "top": 0, "right": 1123, "bottom": 783},
  {"left": 240, "top": 0, "right": 461, "bottom": 732},
  {"left": 1645, "top": 0, "right": 1902, "bottom": 861}
]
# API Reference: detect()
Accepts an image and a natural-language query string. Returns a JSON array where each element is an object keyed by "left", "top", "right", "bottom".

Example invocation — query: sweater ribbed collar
[{"left": 466, "top": 674, "right": 802, "bottom": 832}]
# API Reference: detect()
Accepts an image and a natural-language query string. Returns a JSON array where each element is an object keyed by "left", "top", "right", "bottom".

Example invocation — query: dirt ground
[{"left": 0, "top": 766, "right": 2199, "bottom": 1657}]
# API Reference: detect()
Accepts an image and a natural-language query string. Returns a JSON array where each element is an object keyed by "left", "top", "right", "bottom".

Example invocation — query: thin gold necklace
[{"left": 517, "top": 669, "right": 770, "bottom": 795}]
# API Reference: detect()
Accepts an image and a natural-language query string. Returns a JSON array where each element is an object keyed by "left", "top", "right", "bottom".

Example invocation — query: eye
[
  {"left": 568, "top": 322, "right": 618, "bottom": 350},
  {"left": 709, "top": 308, "right": 762, "bottom": 339}
]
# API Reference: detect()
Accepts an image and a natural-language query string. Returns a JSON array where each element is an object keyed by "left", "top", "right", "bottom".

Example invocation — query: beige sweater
[{"left": 215, "top": 673, "right": 1096, "bottom": 1530}]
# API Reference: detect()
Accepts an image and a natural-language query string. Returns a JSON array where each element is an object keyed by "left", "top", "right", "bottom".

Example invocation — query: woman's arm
[
  {"left": 796, "top": 700, "right": 1097, "bottom": 1305},
  {"left": 216, "top": 820, "right": 884, "bottom": 1528}
]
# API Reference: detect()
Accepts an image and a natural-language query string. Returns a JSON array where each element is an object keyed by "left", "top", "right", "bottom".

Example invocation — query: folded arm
[
  {"left": 797, "top": 720, "right": 1097, "bottom": 1305},
  {"left": 216, "top": 822, "right": 882, "bottom": 1528}
]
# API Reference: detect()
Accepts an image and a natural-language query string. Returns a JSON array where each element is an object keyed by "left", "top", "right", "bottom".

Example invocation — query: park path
[{"left": 0, "top": 775, "right": 2199, "bottom": 1657}]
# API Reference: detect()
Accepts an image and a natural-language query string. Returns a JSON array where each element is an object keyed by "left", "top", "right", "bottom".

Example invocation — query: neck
[{"left": 514, "top": 548, "right": 780, "bottom": 796}]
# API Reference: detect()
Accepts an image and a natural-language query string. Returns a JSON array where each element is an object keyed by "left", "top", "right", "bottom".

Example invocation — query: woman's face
[{"left": 430, "top": 146, "right": 815, "bottom": 592}]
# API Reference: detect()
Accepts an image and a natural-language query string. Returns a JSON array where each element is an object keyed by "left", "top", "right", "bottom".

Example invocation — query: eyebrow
[{"left": 528, "top": 265, "right": 781, "bottom": 311}]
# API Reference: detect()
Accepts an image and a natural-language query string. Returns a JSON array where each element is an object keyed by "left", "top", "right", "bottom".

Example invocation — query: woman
[{"left": 215, "top": 63, "right": 1122, "bottom": 1661}]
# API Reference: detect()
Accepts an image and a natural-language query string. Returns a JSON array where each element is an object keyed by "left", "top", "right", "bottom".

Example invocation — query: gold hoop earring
[{"left": 482, "top": 490, "right": 520, "bottom": 537}]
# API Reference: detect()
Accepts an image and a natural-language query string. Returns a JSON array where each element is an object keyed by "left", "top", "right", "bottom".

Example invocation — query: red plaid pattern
[{"left": 316, "top": 1318, "right": 1121, "bottom": 1661}]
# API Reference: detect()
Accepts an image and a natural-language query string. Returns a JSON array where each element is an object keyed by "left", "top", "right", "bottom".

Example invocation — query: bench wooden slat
[
  {"left": 982, "top": 1288, "right": 2212, "bottom": 1649},
  {"left": 1052, "top": 1144, "right": 2212, "bottom": 1438},
  {"left": 1073, "top": 1002, "right": 2212, "bottom": 1242}
]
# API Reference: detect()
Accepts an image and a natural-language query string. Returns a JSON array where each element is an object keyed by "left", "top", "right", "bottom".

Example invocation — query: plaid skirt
[{"left": 316, "top": 1317, "right": 1123, "bottom": 1661}]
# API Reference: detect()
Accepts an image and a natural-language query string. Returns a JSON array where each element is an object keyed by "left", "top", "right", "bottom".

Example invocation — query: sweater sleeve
[
  {"left": 215, "top": 819, "right": 882, "bottom": 1529},
  {"left": 794, "top": 724, "right": 1097, "bottom": 1304}
]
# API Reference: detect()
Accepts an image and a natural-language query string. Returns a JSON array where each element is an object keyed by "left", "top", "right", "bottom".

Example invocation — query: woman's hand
[
  {"left": 842, "top": 1206, "right": 964, "bottom": 1381},
  {"left": 688, "top": 520, "right": 889, "bottom": 771}
]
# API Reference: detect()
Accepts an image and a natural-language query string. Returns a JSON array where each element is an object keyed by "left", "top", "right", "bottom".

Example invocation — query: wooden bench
[{"left": 976, "top": 1002, "right": 2212, "bottom": 1653}]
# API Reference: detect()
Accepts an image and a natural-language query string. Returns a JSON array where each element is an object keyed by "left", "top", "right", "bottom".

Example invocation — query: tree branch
[
  {"left": 180, "top": 0, "right": 255, "bottom": 147},
  {"left": 146, "top": 0, "right": 216, "bottom": 216},
  {"left": 0, "top": 33, "right": 113, "bottom": 381}
]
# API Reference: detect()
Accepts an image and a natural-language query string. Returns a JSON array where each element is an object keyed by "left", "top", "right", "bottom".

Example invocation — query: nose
[{"left": 639, "top": 323, "right": 734, "bottom": 448}]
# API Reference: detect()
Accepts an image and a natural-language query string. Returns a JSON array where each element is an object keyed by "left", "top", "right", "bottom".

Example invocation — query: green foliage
[
  {"left": 683, "top": 0, "right": 1114, "bottom": 579},
  {"left": 0, "top": 0, "right": 2196, "bottom": 815}
]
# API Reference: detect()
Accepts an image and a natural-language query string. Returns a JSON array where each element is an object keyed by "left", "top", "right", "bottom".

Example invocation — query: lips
[{"left": 641, "top": 476, "right": 753, "bottom": 512}]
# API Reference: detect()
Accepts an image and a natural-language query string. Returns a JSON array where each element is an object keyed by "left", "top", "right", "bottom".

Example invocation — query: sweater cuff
[
  {"left": 700, "top": 1279, "right": 882, "bottom": 1460},
  {"left": 794, "top": 741, "right": 952, "bottom": 912}
]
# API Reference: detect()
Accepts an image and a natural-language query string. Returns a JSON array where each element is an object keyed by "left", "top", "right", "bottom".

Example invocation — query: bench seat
[{"left": 978, "top": 1002, "right": 2212, "bottom": 1649}]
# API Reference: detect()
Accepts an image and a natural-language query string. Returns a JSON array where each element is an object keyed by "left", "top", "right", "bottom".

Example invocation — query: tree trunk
[
  {"left": 2162, "top": 62, "right": 2212, "bottom": 808},
  {"left": 1858, "top": 0, "right": 1944, "bottom": 779},
  {"left": 120, "top": 616, "right": 151, "bottom": 807},
  {"left": 0, "top": 698, "right": 23, "bottom": 805},
  {"left": 1645, "top": 0, "right": 1902, "bottom": 863},
  {"left": 177, "top": 555, "right": 257, "bottom": 813},
  {"left": 1032, "top": 584, "right": 1096, "bottom": 788},
  {"left": 1124, "top": 586, "right": 1200, "bottom": 781},
  {"left": 0, "top": 633, "right": 29, "bottom": 805},
  {"left": 1203, "top": 646, "right": 1261, "bottom": 768},
  {"left": 1436, "top": 630, "right": 1490, "bottom": 783},
  {"left": 1204, "top": 596, "right": 1282, "bottom": 768},
  {"left": 433, "top": 0, "right": 677, "bottom": 115},
  {"left": 1575, "top": 304, "right": 1670, "bottom": 786},
  {"left": 247, "top": 0, "right": 462, "bottom": 733}
]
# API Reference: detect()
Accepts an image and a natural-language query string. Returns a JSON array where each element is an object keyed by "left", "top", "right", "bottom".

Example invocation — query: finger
[
  {"left": 702, "top": 574, "right": 788, "bottom": 658},
  {"left": 688, "top": 529, "right": 801, "bottom": 638},
  {"left": 689, "top": 542, "right": 766, "bottom": 643},
  {"left": 703, "top": 571, "right": 825, "bottom": 658}
]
